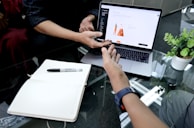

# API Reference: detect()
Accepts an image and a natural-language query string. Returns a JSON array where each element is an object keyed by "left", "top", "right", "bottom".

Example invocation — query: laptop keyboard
[{"left": 116, "top": 48, "right": 149, "bottom": 63}]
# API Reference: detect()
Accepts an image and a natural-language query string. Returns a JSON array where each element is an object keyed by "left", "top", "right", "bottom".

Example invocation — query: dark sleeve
[
  {"left": 87, "top": 0, "right": 101, "bottom": 18},
  {"left": 22, "top": 0, "right": 48, "bottom": 27},
  {"left": 85, "top": 0, "right": 101, "bottom": 29},
  {"left": 88, "top": 9, "right": 98, "bottom": 18}
]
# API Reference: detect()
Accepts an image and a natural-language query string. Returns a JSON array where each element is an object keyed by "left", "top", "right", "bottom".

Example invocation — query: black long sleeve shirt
[{"left": 23, "top": 0, "right": 101, "bottom": 31}]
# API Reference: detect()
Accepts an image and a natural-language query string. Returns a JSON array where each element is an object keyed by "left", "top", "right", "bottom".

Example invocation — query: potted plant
[{"left": 164, "top": 28, "right": 194, "bottom": 70}]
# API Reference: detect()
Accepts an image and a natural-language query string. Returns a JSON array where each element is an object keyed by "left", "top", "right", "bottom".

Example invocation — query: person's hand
[
  {"left": 79, "top": 15, "right": 95, "bottom": 32},
  {"left": 0, "top": 12, "right": 8, "bottom": 33},
  {"left": 101, "top": 44, "right": 130, "bottom": 93},
  {"left": 79, "top": 31, "right": 111, "bottom": 48}
]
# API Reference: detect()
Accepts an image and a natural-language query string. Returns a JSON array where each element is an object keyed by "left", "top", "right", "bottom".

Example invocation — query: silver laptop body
[{"left": 81, "top": 2, "right": 162, "bottom": 77}]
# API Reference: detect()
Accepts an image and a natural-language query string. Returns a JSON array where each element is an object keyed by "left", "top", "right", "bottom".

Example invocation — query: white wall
[{"left": 102, "top": 0, "right": 193, "bottom": 16}]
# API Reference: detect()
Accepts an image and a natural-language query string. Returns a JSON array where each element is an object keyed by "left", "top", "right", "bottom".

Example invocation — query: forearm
[
  {"left": 102, "top": 44, "right": 168, "bottom": 128},
  {"left": 34, "top": 20, "right": 81, "bottom": 42},
  {"left": 122, "top": 94, "right": 168, "bottom": 128}
]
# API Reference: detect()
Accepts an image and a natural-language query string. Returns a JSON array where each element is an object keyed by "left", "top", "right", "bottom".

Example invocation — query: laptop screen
[{"left": 97, "top": 2, "right": 162, "bottom": 50}]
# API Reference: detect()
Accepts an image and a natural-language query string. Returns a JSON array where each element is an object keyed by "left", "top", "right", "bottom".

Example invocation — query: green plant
[{"left": 164, "top": 29, "right": 194, "bottom": 58}]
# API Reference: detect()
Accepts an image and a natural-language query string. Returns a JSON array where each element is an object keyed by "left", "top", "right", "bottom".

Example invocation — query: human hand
[
  {"left": 79, "top": 31, "right": 111, "bottom": 48},
  {"left": 79, "top": 15, "right": 95, "bottom": 32},
  {"left": 101, "top": 44, "right": 130, "bottom": 93},
  {"left": 0, "top": 12, "right": 8, "bottom": 33}
]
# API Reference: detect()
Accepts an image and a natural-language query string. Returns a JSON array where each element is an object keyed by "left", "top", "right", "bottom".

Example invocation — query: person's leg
[
  {"left": 4, "top": 28, "right": 36, "bottom": 74},
  {"left": 0, "top": 28, "right": 36, "bottom": 103},
  {"left": 174, "top": 97, "right": 194, "bottom": 128},
  {"left": 159, "top": 90, "right": 194, "bottom": 128}
]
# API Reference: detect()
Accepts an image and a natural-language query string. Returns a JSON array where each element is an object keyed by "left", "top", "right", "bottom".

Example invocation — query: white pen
[{"left": 47, "top": 68, "right": 83, "bottom": 72}]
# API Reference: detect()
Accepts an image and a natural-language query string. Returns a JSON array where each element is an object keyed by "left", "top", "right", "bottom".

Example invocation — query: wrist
[
  {"left": 113, "top": 84, "right": 129, "bottom": 93},
  {"left": 110, "top": 72, "right": 129, "bottom": 93},
  {"left": 114, "top": 86, "right": 140, "bottom": 112},
  {"left": 71, "top": 32, "right": 82, "bottom": 42}
]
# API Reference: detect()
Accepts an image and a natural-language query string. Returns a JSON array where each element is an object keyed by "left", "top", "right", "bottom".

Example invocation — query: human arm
[
  {"left": 23, "top": 0, "right": 109, "bottom": 48},
  {"left": 33, "top": 19, "right": 110, "bottom": 48},
  {"left": 34, "top": 20, "right": 110, "bottom": 48},
  {"left": 101, "top": 44, "right": 168, "bottom": 128}
]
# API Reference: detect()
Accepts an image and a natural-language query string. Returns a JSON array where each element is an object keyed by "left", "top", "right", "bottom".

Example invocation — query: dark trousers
[
  {"left": 159, "top": 90, "right": 194, "bottom": 128},
  {"left": 0, "top": 28, "right": 36, "bottom": 104},
  {"left": 29, "top": 31, "right": 81, "bottom": 64},
  {"left": 0, "top": 28, "right": 35, "bottom": 75}
]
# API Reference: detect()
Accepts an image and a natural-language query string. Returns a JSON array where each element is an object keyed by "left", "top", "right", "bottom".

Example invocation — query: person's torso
[{"left": 44, "top": 0, "right": 92, "bottom": 31}]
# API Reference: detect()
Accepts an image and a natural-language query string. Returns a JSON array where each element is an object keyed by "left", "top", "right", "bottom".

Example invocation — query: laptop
[{"left": 81, "top": 2, "right": 162, "bottom": 77}]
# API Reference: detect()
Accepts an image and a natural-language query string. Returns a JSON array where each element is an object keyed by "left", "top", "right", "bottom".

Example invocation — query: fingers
[
  {"left": 92, "top": 32, "right": 113, "bottom": 47},
  {"left": 107, "top": 44, "right": 115, "bottom": 57},
  {"left": 102, "top": 44, "right": 120, "bottom": 64},
  {"left": 101, "top": 45, "right": 113, "bottom": 67},
  {"left": 100, "top": 41, "right": 111, "bottom": 47},
  {"left": 89, "top": 31, "right": 111, "bottom": 48},
  {"left": 101, "top": 46, "right": 110, "bottom": 63},
  {"left": 82, "top": 31, "right": 111, "bottom": 48},
  {"left": 86, "top": 31, "right": 103, "bottom": 39},
  {"left": 79, "top": 25, "right": 94, "bottom": 32},
  {"left": 93, "top": 31, "right": 103, "bottom": 38},
  {"left": 79, "top": 17, "right": 95, "bottom": 32},
  {"left": 116, "top": 53, "right": 121, "bottom": 64},
  {"left": 110, "top": 45, "right": 120, "bottom": 64}
]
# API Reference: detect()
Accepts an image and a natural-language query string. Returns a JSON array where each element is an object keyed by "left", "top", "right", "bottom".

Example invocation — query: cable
[{"left": 46, "top": 120, "right": 66, "bottom": 128}]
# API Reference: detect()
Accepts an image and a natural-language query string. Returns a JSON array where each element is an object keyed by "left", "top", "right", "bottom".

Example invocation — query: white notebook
[{"left": 7, "top": 59, "right": 91, "bottom": 122}]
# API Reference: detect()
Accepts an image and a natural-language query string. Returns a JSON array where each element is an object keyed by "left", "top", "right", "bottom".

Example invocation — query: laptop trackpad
[
  {"left": 119, "top": 59, "right": 133, "bottom": 71},
  {"left": 119, "top": 58, "right": 152, "bottom": 77}
]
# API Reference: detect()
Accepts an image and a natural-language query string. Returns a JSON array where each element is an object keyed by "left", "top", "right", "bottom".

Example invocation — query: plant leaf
[
  {"left": 190, "top": 51, "right": 194, "bottom": 57},
  {"left": 180, "top": 48, "right": 189, "bottom": 57},
  {"left": 187, "top": 39, "right": 194, "bottom": 48}
]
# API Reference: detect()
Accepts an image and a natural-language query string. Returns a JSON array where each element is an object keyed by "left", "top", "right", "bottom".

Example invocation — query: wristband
[{"left": 114, "top": 87, "right": 140, "bottom": 112}]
